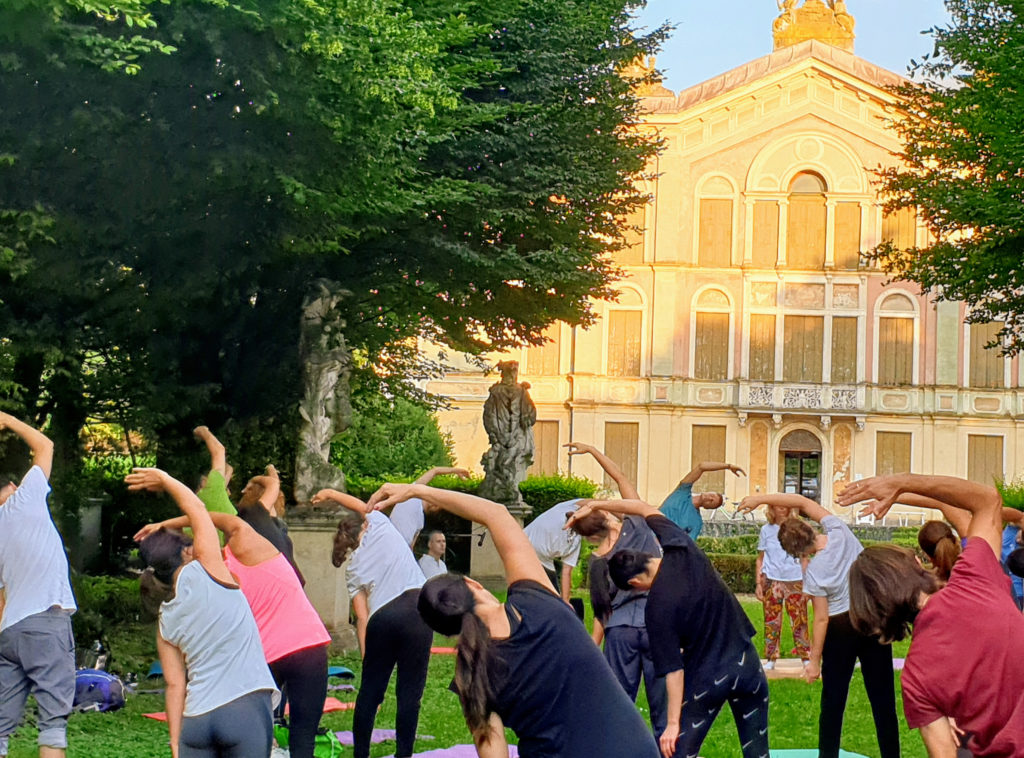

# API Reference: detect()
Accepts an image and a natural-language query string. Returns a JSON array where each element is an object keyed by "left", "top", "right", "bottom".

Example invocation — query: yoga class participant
[
  {"left": 658, "top": 460, "right": 744, "bottom": 538},
  {"left": 523, "top": 498, "right": 582, "bottom": 603},
  {"left": 567, "top": 498, "right": 767, "bottom": 758},
  {"left": 386, "top": 466, "right": 470, "bottom": 549},
  {"left": 418, "top": 530, "right": 448, "bottom": 579},
  {"left": 755, "top": 503, "right": 809, "bottom": 668},
  {"left": 135, "top": 509, "right": 329, "bottom": 758},
  {"left": 0, "top": 414, "right": 76, "bottom": 758},
  {"left": 131, "top": 468, "right": 277, "bottom": 758},
  {"left": 564, "top": 441, "right": 666, "bottom": 737},
  {"left": 315, "top": 488, "right": 431, "bottom": 758},
  {"left": 740, "top": 493, "right": 900, "bottom": 758},
  {"left": 369, "top": 483, "right": 661, "bottom": 758},
  {"left": 840, "top": 474, "right": 1024, "bottom": 757}
]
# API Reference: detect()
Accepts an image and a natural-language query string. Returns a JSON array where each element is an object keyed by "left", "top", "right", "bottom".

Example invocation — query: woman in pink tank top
[{"left": 137, "top": 510, "right": 330, "bottom": 758}]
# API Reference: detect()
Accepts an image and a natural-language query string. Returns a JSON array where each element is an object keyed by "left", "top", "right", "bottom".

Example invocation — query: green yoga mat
[{"left": 770, "top": 752, "right": 868, "bottom": 757}]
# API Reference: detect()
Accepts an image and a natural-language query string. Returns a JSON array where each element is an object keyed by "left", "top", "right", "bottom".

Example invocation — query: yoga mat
[
  {"left": 770, "top": 752, "right": 867, "bottom": 757},
  {"left": 334, "top": 730, "right": 435, "bottom": 745},
  {"left": 144, "top": 697, "right": 355, "bottom": 722},
  {"left": 381, "top": 747, "right": 518, "bottom": 758},
  {"left": 328, "top": 665, "right": 355, "bottom": 679},
  {"left": 430, "top": 646, "right": 457, "bottom": 655}
]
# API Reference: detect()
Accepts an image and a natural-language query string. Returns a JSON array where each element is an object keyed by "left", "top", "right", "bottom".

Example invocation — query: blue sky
[{"left": 630, "top": 0, "right": 952, "bottom": 92}]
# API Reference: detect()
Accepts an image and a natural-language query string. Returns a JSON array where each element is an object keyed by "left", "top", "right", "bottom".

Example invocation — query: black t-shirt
[
  {"left": 470, "top": 580, "right": 660, "bottom": 758},
  {"left": 644, "top": 515, "right": 756, "bottom": 682}
]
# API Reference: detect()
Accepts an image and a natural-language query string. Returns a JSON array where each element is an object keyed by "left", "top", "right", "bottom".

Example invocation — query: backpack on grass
[{"left": 73, "top": 669, "right": 126, "bottom": 713}]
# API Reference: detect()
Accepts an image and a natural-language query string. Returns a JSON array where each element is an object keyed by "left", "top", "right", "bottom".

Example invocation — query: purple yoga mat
[
  {"left": 378, "top": 747, "right": 518, "bottom": 758},
  {"left": 334, "top": 730, "right": 436, "bottom": 746}
]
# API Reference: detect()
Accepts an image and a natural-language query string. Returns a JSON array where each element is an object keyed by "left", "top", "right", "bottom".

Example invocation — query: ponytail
[
  {"left": 917, "top": 520, "right": 961, "bottom": 582},
  {"left": 589, "top": 555, "right": 613, "bottom": 625},
  {"left": 418, "top": 575, "right": 499, "bottom": 744}
]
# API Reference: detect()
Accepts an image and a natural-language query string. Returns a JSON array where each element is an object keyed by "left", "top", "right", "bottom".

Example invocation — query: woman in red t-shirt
[{"left": 840, "top": 474, "right": 1024, "bottom": 757}]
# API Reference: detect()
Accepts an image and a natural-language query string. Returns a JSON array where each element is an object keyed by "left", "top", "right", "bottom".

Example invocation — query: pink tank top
[{"left": 224, "top": 547, "right": 331, "bottom": 663}]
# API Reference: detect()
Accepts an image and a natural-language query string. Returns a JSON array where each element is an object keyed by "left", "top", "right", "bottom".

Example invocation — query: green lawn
[{"left": 4, "top": 597, "right": 925, "bottom": 757}]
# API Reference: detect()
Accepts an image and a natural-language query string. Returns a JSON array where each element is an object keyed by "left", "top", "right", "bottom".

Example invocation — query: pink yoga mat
[
  {"left": 334, "top": 730, "right": 435, "bottom": 745},
  {"left": 381, "top": 747, "right": 518, "bottom": 758}
]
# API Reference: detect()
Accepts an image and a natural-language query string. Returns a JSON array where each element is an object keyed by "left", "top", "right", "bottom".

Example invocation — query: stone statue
[
  {"left": 294, "top": 279, "right": 353, "bottom": 505},
  {"left": 773, "top": 0, "right": 800, "bottom": 32},
  {"left": 833, "top": 0, "right": 855, "bottom": 33},
  {"left": 478, "top": 361, "right": 537, "bottom": 514}
]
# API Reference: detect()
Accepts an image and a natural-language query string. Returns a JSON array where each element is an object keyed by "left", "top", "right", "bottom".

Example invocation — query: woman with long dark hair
[
  {"left": 368, "top": 483, "right": 660, "bottom": 758},
  {"left": 312, "top": 489, "right": 431, "bottom": 758},
  {"left": 130, "top": 469, "right": 278, "bottom": 758}
]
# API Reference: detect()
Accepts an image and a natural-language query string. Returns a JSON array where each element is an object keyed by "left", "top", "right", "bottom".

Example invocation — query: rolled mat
[{"left": 430, "top": 646, "right": 457, "bottom": 655}]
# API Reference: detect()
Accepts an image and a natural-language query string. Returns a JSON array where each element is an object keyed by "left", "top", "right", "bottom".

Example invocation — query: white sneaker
[
  {"left": 271, "top": 748, "right": 290, "bottom": 758},
  {"left": 764, "top": 660, "right": 775, "bottom": 670}
]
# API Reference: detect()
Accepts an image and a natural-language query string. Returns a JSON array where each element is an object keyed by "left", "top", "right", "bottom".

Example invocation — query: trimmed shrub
[
  {"left": 519, "top": 475, "right": 598, "bottom": 522},
  {"left": 706, "top": 553, "right": 758, "bottom": 594},
  {"left": 696, "top": 535, "right": 760, "bottom": 555},
  {"left": 997, "top": 477, "right": 1024, "bottom": 511}
]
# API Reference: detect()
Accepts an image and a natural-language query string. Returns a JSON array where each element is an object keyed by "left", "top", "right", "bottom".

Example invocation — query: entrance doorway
[{"left": 778, "top": 430, "right": 823, "bottom": 503}]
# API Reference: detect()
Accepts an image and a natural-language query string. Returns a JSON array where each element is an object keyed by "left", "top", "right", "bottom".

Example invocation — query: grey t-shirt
[
  {"left": 591, "top": 516, "right": 662, "bottom": 629},
  {"left": 803, "top": 515, "right": 863, "bottom": 616}
]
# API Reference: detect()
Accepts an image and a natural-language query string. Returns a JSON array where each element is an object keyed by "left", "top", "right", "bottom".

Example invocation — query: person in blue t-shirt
[{"left": 659, "top": 460, "right": 745, "bottom": 538}]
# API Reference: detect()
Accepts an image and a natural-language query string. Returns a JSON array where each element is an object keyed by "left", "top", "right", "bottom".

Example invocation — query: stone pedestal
[
  {"left": 286, "top": 508, "right": 358, "bottom": 652},
  {"left": 469, "top": 510, "right": 526, "bottom": 593}
]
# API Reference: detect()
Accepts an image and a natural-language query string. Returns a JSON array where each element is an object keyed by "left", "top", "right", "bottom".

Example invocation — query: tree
[{"left": 874, "top": 0, "right": 1024, "bottom": 352}]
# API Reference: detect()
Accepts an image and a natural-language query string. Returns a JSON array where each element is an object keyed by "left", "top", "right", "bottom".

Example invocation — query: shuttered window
[
  {"left": 783, "top": 315, "right": 824, "bottom": 383},
  {"left": 607, "top": 311, "right": 642, "bottom": 377},
  {"left": 834, "top": 202, "right": 862, "bottom": 269},
  {"left": 967, "top": 435, "right": 1004, "bottom": 486},
  {"left": 526, "top": 323, "right": 561, "bottom": 376},
  {"left": 691, "top": 425, "right": 727, "bottom": 493},
  {"left": 752, "top": 201, "right": 779, "bottom": 268},
  {"left": 749, "top": 314, "right": 776, "bottom": 382},
  {"left": 617, "top": 204, "right": 645, "bottom": 266},
  {"left": 882, "top": 207, "right": 917, "bottom": 250},
  {"left": 831, "top": 317, "right": 858, "bottom": 384},
  {"left": 970, "top": 322, "right": 1004, "bottom": 389},
  {"left": 695, "top": 312, "right": 729, "bottom": 380},
  {"left": 698, "top": 199, "right": 733, "bottom": 267},
  {"left": 875, "top": 432, "right": 912, "bottom": 476},
  {"left": 787, "top": 196, "right": 827, "bottom": 269},
  {"left": 528, "top": 421, "right": 560, "bottom": 475},
  {"left": 878, "top": 317, "right": 914, "bottom": 385},
  {"left": 604, "top": 422, "right": 639, "bottom": 491}
]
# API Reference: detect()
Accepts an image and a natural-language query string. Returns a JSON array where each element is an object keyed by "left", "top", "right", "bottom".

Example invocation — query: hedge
[
  {"left": 706, "top": 553, "right": 758, "bottom": 594},
  {"left": 696, "top": 534, "right": 760, "bottom": 556}
]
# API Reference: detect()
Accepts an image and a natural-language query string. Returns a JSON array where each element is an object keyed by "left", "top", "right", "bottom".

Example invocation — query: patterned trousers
[{"left": 761, "top": 577, "right": 810, "bottom": 660}]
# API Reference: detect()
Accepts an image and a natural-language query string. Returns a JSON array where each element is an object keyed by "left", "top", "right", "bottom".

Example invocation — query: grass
[{"left": 4, "top": 596, "right": 925, "bottom": 757}]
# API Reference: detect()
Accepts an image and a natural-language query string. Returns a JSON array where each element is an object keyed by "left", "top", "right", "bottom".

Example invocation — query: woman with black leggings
[{"left": 313, "top": 489, "right": 431, "bottom": 758}]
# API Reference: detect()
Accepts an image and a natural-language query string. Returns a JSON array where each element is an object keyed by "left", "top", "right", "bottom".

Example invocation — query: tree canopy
[{"left": 874, "top": 0, "right": 1024, "bottom": 351}]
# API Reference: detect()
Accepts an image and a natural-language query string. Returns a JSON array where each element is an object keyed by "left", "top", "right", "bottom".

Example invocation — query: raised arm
[
  {"left": 566, "top": 498, "right": 661, "bottom": 525},
  {"left": 565, "top": 442, "right": 639, "bottom": 500},
  {"left": 369, "top": 484, "right": 552, "bottom": 590},
  {"left": 680, "top": 461, "right": 745, "bottom": 486},
  {"left": 311, "top": 488, "right": 371, "bottom": 515},
  {"left": 125, "top": 468, "right": 236, "bottom": 586},
  {"left": 0, "top": 412, "right": 53, "bottom": 479},
  {"left": 134, "top": 511, "right": 278, "bottom": 565},
  {"left": 888, "top": 493, "right": 972, "bottom": 538},
  {"left": 249, "top": 465, "right": 281, "bottom": 511},
  {"left": 414, "top": 466, "right": 471, "bottom": 485},
  {"left": 738, "top": 493, "right": 831, "bottom": 524},
  {"left": 838, "top": 474, "right": 1003, "bottom": 557},
  {"left": 193, "top": 425, "right": 227, "bottom": 479}
]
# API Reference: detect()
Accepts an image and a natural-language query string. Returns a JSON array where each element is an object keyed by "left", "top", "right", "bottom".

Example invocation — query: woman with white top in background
[{"left": 755, "top": 502, "right": 810, "bottom": 668}]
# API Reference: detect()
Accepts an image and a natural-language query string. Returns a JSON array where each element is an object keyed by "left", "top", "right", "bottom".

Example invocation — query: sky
[{"left": 630, "top": 0, "right": 952, "bottom": 92}]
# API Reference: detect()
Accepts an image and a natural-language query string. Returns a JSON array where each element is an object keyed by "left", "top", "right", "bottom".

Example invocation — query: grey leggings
[{"left": 179, "top": 690, "right": 273, "bottom": 758}]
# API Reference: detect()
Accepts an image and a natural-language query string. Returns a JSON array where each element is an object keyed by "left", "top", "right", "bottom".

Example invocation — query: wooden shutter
[
  {"left": 875, "top": 431, "right": 912, "bottom": 476},
  {"left": 787, "top": 196, "right": 826, "bottom": 269},
  {"left": 970, "top": 322, "right": 1004, "bottom": 388},
  {"left": 691, "top": 425, "right": 727, "bottom": 493},
  {"left": 877, "top": 317, "right": 913, "bottom": 385},
  {"left": 527, "top": 323, "right": 560, "bottom": 375},
  {"left": 882, "top": 207, "right": 917, "bottom": 250},
  {"left": 834, "top": 202, "right": 862, "bottom": 269},
  {"left": 783, "top": 315, "right": 824, "bottom": 383},
  {"left": 830, "top": 317, "right": 858, "bottom": 383},
  {"left": 608, "top": 311, "right": 642, "bottom": 377},
  {"left": 698, "top": 199, "right": 733, "bottom": 267},
  {"left": 752, "top": 201, "right": 779, "bottom": 268},
  {"left": 695, "top": 312, "right": 729, "bottom": 380},
  {"left": 749, "top": 314, "right": 776, "bottom": 382},
  {"left": 967, "top": 435, "right": 1004, "bottom": 485},
  {"left": 604, "top": 422, "right": 639, "bottom": 490},
  {"left": 617, "top": 205, "right": 645, "bottom": 266},
  {"left": 528, "top": 421, "right": 560, "bottom": 475}
]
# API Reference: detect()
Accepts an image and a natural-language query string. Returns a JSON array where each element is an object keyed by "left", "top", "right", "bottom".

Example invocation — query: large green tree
[{"left": 875, "top": 0, "right": 1024, "bottom": 351}]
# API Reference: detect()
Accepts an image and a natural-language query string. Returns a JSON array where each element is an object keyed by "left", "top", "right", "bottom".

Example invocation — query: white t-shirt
[
  {"left": 803, "top": 515, "right": 864, "bottom": 616},
  {"left": 757, "top": 524, "right": 803, "bottom": 582},
  {"left": 524, "top": 500, "right": 582, "bottom": 572},
  {"left": 0, "top": 466, "right": 76, "bottom": 632},
  {"left": 389, "top": 498, "right": 425, "bottom": 546},
  {"left": 347, "top": 511, "right": 425, "bottom": 617},
  {"left": 418, "top": 554, "right": 447, "bottom": 580}
]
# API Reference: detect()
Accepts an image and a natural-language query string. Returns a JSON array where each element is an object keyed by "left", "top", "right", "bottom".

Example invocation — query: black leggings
[
  {"left": 270, "top": 643, "right": 328, "bottom": 758},
  {"left": 179, "top": 690, "right": 273, "bottom": 758},
  {"left": 354, "top": 589, "right": 432, "bottom": 758},
  {"left": 819, "top": 612, "right": 900, "bottom": 758}
]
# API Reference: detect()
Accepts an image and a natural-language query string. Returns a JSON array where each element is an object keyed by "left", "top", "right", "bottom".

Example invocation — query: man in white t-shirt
[
  {"left": 417, "top": 530, "right": 448, "bottom": 579},
  {"left": 388, "top": 466, "right": 469, "bottom": 549},
  {"left": 0, "top": 413, "right": 76, "bottom": 758},
  {"left": 524, "top": 499, "right": 582, "bottom": 603}
]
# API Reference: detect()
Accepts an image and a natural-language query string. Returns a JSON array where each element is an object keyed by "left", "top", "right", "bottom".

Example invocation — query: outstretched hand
[
  {"left": 837, "top": 476, "right": 901, "bottom": 520},
  {"left": 265, "top": 464, "right": 279, "bottom": 479},
  {"left": 564, "top": 442, "right": 596, "bottom": 457},
  {"left": 125, "top": 468, "right": 168, "bottom": 493},
  {"left": 367, "top": 483, "right": 420, "bottom": 511},
  {"left": 193, "top": 425, "right": 211, "bottom": 440},
  {"left": 134, "top": 522, "right": 163, "bottom": 542},
  {"left": 563, "top": 501, "right": 596, "bottom": 530},
  {"left": 736, "top": 495, "right": 764, "bottom": 515},
  {"left": 727, "top": 464, "right": 746, "bottom": 477}
]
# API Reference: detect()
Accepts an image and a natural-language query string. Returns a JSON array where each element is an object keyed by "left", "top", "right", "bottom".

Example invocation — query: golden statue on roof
[{"left": 773, "top": 0, "right": 855, "bottom": 53}]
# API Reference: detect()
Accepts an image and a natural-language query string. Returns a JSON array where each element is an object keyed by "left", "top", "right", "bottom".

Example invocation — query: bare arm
[
  {"left": 134, "top": 511, "right": 278, "bottom": 565},
  {"left": 474, "top": 713, "right": 509, "bottom": 758},
  {"left": 158, "top": 631, "right": 187, "bottom": 758},
  {"left": 559, "top": 563, "right": 573, "bottom": 604},
  {"left": 918, "top": 717, "right": 958, "bottom": 758},
  {"left": 251, "top": 465, "right": 281, "bottom": 511},
  {"left": 680, "top": 461, "right": 745, "bottom": 486},
  {"left": 805, "top": 595, "right": 829, "bottom": 682},
  {"left": 660, "top": 670, "right": 684, "bottom": 758},
  {"left": 0, "top": 412, "right": 53, "bottom": 479},
  {"left": 738, "top": 493, "right": 831, "bottom": 524},
  {"left": 839, "top": 474, "right": 1003, "bottom": 556},
  {"left": 369, "top": 484, "right": 552, "bottom": 590},
  {"left": 193, "top": 426, "right": 227, "bottom": 479},
  {"left": 352, "top": 592, "right": 369, "bottom": 658},
  {"left": 567, "top": 498, "right": 661, "bottom": 526},
  {"left": 591, "top": 616, "right": 605, "bottom": 646},
  {"left": 565, "top": 442, "right": 640, "bottom": 500},
  {"left": 311, "top": 488, "right": 371, "bottom": 515},
  {"left": 125, "top": 469, "right": 235, "bottom": 586},
  {"left": 414, "top": 466, "right": 471, "bottom": 485}
]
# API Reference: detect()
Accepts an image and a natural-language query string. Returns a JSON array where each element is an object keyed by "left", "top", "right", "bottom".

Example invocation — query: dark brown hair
[
  {"left": 138, "top": 528, "right": 193, "bottom": 586},
  {"left": 332, "top": 513, "right": 365, "bottom": 567},
  {"left": 778, "top": 517, "right": 817, "bottom": 558},
  {"left": 848, "top": 544, "right": 941, "bottom": 642},
  {"left": 917, "top": 520, "right": 961, "bottom": 582},
  {"left": 568, "top": 511, "right": 610, "bottom": 540}
]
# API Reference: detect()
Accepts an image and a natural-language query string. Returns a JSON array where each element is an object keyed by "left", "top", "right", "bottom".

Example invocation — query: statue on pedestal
[
  {"left": 478, "top": 361, "right": 536, "bottom": 515},
  {"left": 294, "top": 279, "right": 352, "bottom": 505}
]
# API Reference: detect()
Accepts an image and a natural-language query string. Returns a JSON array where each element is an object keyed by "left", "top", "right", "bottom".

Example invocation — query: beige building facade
[{"left": 431, "top": 1, "right": 1022, "bottom": 520}]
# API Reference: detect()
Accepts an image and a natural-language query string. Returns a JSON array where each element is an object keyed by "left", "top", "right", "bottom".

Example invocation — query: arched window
[
  {"left": 786, "top": 171, "right": 827, "bottom": 269},
  {"left": 697, "top": 176, "right": 735, "bottom": 267},
  {"left": 876, "top": 294, "right": 916, "bottom": 386},
  {"left": 693, "top": 289, "right": 731, "bottom": 380},
  {"left": 606, "top": 289, "right": 644, "bottom": 377}
]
